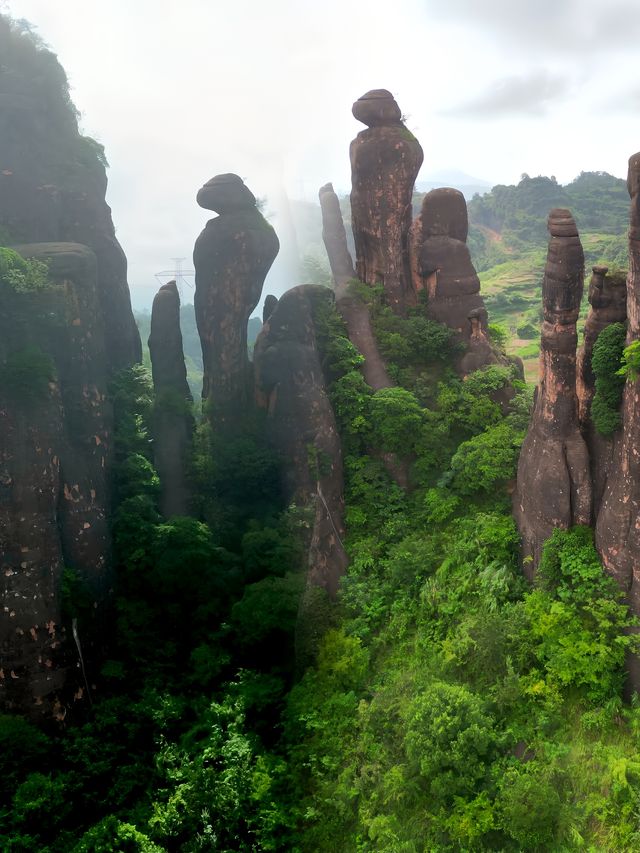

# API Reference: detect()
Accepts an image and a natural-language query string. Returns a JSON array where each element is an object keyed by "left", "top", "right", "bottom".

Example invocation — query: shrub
[
  {"left": 403, "top": 682, "right": 499, "bottom": 801},
  {"left": 0, "top": 346, "right": 55, "bottom": 402},
  {"left": 0, "top": 247, "right": 49, "bottom": 292},
  {"left": 591, "top": 322, "right": 626, "bottom": 435}
]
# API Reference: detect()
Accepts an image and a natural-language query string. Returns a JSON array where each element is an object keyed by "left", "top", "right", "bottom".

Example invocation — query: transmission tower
[{"left": 154, "top": 257, "right": 195, "bottom": 298}]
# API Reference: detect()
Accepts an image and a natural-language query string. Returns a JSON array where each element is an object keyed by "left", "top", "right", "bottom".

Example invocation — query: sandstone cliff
[
  {"left": 0, "top": 243, "right": 111, "bottom": 716},
  {"left": 0, "top": 16, "right": 141, "bottom": 371},
  {"left": 596, "top": 154, "right": 640, "bottom": 686}
]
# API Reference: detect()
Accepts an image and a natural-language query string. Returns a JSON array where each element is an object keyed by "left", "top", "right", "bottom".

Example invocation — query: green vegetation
[
  {"left": 0, "top": 346, "right": 56, "bottom": 402},
  {"left": 0, "top": 247, "right": 49, "bottom": 292},
  {"left": 591, "top": 322, "right": 627, "bottom": 435}
]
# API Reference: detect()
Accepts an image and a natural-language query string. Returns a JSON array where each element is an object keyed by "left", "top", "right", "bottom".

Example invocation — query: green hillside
[{"left": 466, "top": 173, "right": 629, "bottom": 381}]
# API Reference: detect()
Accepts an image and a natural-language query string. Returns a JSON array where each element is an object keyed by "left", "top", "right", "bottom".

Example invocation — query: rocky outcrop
[
  {"left": 253, "top": 285, "right": 347, "bottom": 596},
  {"left": 349, "top": 90, "right": 423, "bottom": 315},
  {"left": 0, "top": 242, "right": 111, "bottom": 716},
  {"left": 411, "top": 188, "right": 491, "bottom": 353},
  {"left": 319, "top": 182, "right": 392, "bottom": 390},
  {"left": 577, "top": 266, "right": 627, "bottom": 513},
  {"left": 193, "top": 174, "right": 279, "bottom": 426},
  {"left": 596, "top": 154, "right": 640, "bottom": 674},
  {"left": 263, "top": 294, "right": 278, "bottom": 324},
  {"left": 148, "top": 281, "right": 193, "bottom": 518},
  {"left": 514, "top": 209, "right": 591, "bottom": 577},
  {"left": 0, "top": 17, "right": 141, "bottom": 371}
]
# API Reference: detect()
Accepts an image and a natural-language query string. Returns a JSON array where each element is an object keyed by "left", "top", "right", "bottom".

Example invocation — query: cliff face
[
  {"left": 514, "top": 209, "right": 591, "bottom": 577},
  {"left": 596, "top": 154, "right": 640, "bottom": 671},
  {"left": 148, "top": 282, "right": 193, "bottom": 519},
  {"left": 576, "top": 266, "right": 627, "bottom": 513},
  {"left": 0, "top": 243, "right": 111, "bottom": 717},
  {"left": 253, "top": 285, "right": 348, "bottom": 597},
  {"left": 0, "top": 16, "right": 141, "bottom": 371},
  {"left": 193, "top": 174, "right": 279, "bottom": 427},
  {"left": 349, "top": 90, "right": 423, "bottom": 316}
]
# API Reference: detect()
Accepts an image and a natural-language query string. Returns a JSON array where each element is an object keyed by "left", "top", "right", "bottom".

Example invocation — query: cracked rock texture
[
  {"left": 514, "top": 209, "right": 591, "bottom": 578},
  {"left": 596, "top": 154, "right": 640, "bottom": 689},
  {"left": 349, "top": 90, "right": 423, "bottom": 315}
]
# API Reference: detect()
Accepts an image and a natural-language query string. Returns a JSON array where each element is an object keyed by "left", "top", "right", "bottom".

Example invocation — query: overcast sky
[{"left": 3, "top": 0, "right": 639, "bottom": 308}]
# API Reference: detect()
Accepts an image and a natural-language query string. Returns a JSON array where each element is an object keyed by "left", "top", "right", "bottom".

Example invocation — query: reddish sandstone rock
[
  {"left": 576, "top": 266, "right": 627, "bottom": 513},
  {"left": 596, "top": 154, "right": 640, "bottom": 684},
  {"left": 349, "top": 90, "right": 423, "bottom": 315},
  {"left": 514, "top": 209, "right": 591, "bottom": 577},
  {"left": 148, "top": 281, "right": 193, "bottom": 518},
  {"left": 193, "top": 174, "right": 279, "bottom": 427},
  {"left": 319, "top": 182, "right": 392, "bottom": 391}
]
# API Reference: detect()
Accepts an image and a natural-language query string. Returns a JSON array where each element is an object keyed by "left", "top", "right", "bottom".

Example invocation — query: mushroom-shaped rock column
[
  {"left": 148, "top": 281, "right": 194, "bottom": 518},
  {"left": 596, "top": 154, "right": 640, "bottom": 680},
  {"left": 349, "top": 90, "right": 423, "bottom": 315},
  {"left": 193, "top": 174, "right": 279, "bottom": 427},
  {"left": 514, "top": 209, "right": 591, "bottom": 578},
  {"left": 576, "top": 266, "right": 627, "bottom": 514}
]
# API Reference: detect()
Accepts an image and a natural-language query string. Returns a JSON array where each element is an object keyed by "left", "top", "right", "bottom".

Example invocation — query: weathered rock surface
[
  {"left": 0, "top": 242, "right": 111, "bottom": 716},
  {"left": 411, "top": 188, "right": 491, "bottom": 352},
  {"left": 319, "top": 182, "right": 392, "bottom": 390},
  {"left": 0, "top": 17, "right": 141, "bottom": 370},
  {"left": 253, "top": 285, "right": 348, "bottom": 596},
  {"left": 576, "top": 266, "right": 627, "bottom": 513},
  {"left": 193, "top": 174, "right": 279, "bottom": 426},
  {"left": 263, "top": 294, "right": 278, "bottom": 323},
  {"left": 514, "top": 209, "right": 591, "bottom": 577},
  {"left": 350, "top": 90, "right": 423, "bottom": 315},
  {"left": 148, "top": 281, "right": 193, "bottom": 518},
  {"left": 596, "top": 155, "right": 640, "bottom": 679}
]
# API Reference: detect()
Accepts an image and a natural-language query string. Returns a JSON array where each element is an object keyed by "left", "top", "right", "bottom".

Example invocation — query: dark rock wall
[
  {"left": 576, "top": 266, "right": 627, "bottom": 514},
  {"left": 349, "top": 90, "right": 423, "bottom": 315},
  {"left": 148, "top": 281, "right": 193, "bottom": 519},
  {"left": 0, "top": 17, "right": 141, "bottom": 371},
  {"left": 0, "top": 242, "right": 111, "bottom": 716},
  {"left": 253, "top": 285, "right": 348, "bottom": 597},
  {"left": 514, "top": 209, "right": 591, "bottom": 577},
  {"left": 193, "top": 174, "right": 279, "bottom": 427},
  {"left": 596, "top": 154, "right": 640, "bottom": 672}
]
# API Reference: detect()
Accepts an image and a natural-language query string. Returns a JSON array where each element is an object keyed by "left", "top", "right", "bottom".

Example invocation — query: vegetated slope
[
  {"left": 465, "top": 173, "right": 629, "bottom": 381},
  {"left": 3, "top": 277, "right": 639, "bottom": 851}
]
